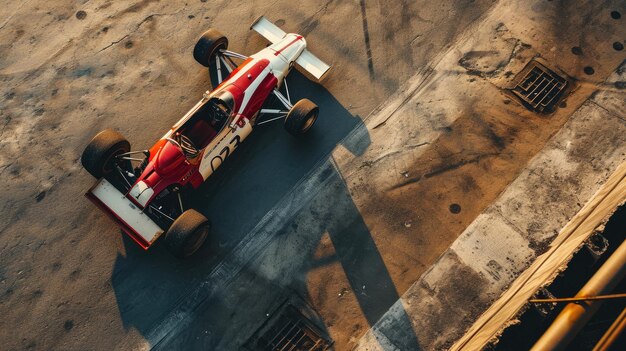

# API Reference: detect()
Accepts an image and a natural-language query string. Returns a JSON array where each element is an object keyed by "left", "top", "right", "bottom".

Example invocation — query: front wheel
[
  {"left": 193, "top": 29, "right": 228, "bottom": 67},
  {"left": 81, "top": 129, "right": 130, "bottom": 178},
  {"left": 284, "top": 99, "right": 319, "bottom": 136},
  {"left": 164, "top": 209, "right": 210, "bottom": 258}
]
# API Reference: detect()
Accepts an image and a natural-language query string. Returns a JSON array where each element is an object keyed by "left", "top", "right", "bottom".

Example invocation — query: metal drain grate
[
  {"left": 254, "top": 305, "right": 331, "bottom": 351},
  {"left": 511, "top": 60, "right": 568, "bottom": 113}
]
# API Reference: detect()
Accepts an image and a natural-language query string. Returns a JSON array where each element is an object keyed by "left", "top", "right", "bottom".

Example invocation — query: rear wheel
[
  {"left": 284, "top": 99, "right": 319, "bottom": 136},
  {"left": 193, "top": 29, "right": 228, "bottom": 67},
  {"left": 81, "top": 129, "right": 130, "bottom": 178},
  {"left": 164, "top": 209, "right": 210, "bottom": 258}
]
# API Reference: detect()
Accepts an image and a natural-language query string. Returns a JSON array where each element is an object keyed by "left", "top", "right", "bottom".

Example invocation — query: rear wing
[
  {"left": 251, "top": 16, "right": 332, "bottom": 82},
  {"left": 250, "top": 16, "right": 286, "bottom": 44}
]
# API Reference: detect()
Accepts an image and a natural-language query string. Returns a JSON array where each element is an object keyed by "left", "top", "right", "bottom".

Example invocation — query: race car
[{"left": 81, "top": 17, "right": 331, "bottom": 258}]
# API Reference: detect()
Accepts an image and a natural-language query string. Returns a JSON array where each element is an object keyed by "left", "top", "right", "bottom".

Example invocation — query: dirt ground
[
  {"left": 0, "top": 0, "right": 496, "bottom": 350},
  {"left": 2, "top": 0, "right": 624, "bottom": 350}
]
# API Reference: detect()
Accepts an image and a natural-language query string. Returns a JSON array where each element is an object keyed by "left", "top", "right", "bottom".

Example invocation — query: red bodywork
[
  {"left": 86, "top": 31, "right": 311, "bottom": 250},
  {"left": 129, "top": 58, "right": 276, "bottom": 209}
]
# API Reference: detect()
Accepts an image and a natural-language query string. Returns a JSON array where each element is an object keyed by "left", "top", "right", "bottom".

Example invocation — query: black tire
[
  {"left": 193, "top": 29, "right": 228, "bottom": 67},
  {"left": 284, "top": 99, "right": 319, "bottom": 136},
  {"left": 164, "top": 209, "right": 210, "bottom": 258},
  {"left": 81, "top": 129, "right": 130, "bottom": 178}
]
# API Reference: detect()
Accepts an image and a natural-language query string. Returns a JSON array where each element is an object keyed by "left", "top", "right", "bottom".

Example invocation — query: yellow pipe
[
  {"left": 528, "top": 293, "right": 626, "bottom": 303},
  {"left": 592, "top": 307, "right": 626, "bottom": 351},
  {"left": 531, "top": 239, "right": 626, "bottom": 351}
]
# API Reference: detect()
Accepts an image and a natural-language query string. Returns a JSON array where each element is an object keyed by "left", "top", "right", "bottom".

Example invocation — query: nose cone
[
  {"left": 129, "top": 141, "right": 186, "bottom": 207},
  {"left": 128, "top": 180, "right": 154, "bottom": 207},
  {"left": 154, "top": 141, "right": 185, "bottom": 174}
]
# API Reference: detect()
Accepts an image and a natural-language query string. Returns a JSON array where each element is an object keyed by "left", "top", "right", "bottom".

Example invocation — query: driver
[{"left": 210, "top": 102, "right": 228, "bottom": 129}]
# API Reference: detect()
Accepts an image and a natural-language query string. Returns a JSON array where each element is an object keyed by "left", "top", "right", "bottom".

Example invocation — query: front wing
[{"left": 86, "top": 178, "right": 164, "bottom": 249}]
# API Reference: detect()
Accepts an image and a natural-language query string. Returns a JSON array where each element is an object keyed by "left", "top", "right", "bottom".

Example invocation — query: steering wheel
[
  {"left": 168, "top": 134, "right": 198, "bottom": 158},
  {"left": 178, "top": 134, "right": 198, "bottom": 158}
]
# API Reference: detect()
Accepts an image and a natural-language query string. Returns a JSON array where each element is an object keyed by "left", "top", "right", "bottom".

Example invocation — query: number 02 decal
[{"left": 210, "top": 134, "right": 242, "bottom": 171}]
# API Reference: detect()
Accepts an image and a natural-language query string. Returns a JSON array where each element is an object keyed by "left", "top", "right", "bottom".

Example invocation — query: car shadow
[
  {"left": 144, "top": 164, "right": 423, "bottom": 350},
  {"left": 191, "top": 70, "right": 370, "bottom": 257},
  {"left": 111, "top": 71, "right": 417, "bottom": 349},
  {"left": 109, "top": 70, "right": 383, "bottom": 344}
]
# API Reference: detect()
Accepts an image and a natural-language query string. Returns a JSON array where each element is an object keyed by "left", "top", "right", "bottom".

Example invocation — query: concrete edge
[{"left": 451, "top": 162, "right": 626, "bottom": 350}]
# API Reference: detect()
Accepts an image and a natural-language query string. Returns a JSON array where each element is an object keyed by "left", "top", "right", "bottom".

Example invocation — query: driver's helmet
[{"left": 210, "top": 100, "right": 229, "bottom": 127}]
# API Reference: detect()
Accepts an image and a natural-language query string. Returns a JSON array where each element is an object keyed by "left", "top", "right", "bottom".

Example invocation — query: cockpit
[{"left": 169, "top": 94, "right": 234, "bottom": 159}]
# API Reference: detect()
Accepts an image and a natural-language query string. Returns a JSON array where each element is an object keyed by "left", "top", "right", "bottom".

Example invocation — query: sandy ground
[
  {"left": 2, "top": 0, "right": 623, "bottom": 350},
  {"left": 0, "top": 0, "right": 496, "bottom": 350}
]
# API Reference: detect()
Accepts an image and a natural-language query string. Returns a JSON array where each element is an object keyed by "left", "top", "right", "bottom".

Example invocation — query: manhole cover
[
  {"left": 247, "top": 303, "right": 332, "bottom": 351},
  {"left": 510, "top": 60, "right": 569, "bottom": 114}
]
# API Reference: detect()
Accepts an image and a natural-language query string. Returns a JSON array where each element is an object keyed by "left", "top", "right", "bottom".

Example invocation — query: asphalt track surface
[{"left": 109, "top": 69, "right": 363, "bottom": 342}]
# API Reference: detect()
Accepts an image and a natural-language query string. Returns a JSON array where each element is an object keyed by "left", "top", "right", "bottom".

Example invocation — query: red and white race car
[{"left": 81, "top": 17, "right": 331, "bottom": 258}]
